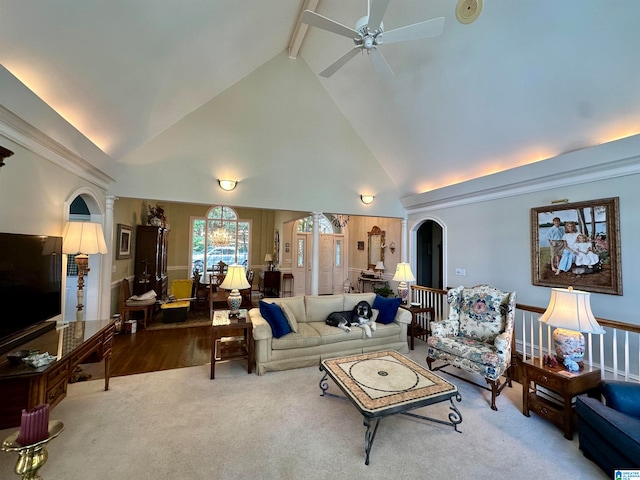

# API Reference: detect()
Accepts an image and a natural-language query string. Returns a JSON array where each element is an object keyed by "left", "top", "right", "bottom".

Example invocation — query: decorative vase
[
  {"left": 149, "top": 217, "right": 162, "bottom": 227},
  {"left": 553, "top": 328, "right": 585, "bottom": 366}
]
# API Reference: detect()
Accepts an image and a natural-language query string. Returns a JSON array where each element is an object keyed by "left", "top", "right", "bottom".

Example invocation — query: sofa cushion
[
  {"left": 309, "top": 321, "right": 365, "bottom": 344},
  {"left": 458, "top": 286, "right": 508, "bottom": 342},
  {"left": 263, "top": 296, "right": 306, "bottom": 324},
  {"left": 259, "top": 301, "right": 292, "bottom": 338},
  {"left": 343, "top": 292, "right": 376, "bottom": 311},
  {"left": 373, "top": 295, "right": 402, "bottom": 324},
  {"left": 271, "top": 323, "right": 321, "bottom": 350},
  {"left": 305, "top": 295, "right": 344, "bottom": 323},
  {"left": 280, "top": 302, "right": 299, "bottom": 333}
]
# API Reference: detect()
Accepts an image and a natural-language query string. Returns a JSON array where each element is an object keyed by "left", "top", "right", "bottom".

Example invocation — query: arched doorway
[
  {"left": 64, "top": 190, "right": 107, "bottom": 321},
  {"left": 416, "top": 220, "right": 443, "bottom": 289}
]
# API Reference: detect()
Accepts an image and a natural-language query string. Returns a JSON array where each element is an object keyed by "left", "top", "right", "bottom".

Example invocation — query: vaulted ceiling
[{"left": 1, "top": 0, "right": 639, "bottom": 210}]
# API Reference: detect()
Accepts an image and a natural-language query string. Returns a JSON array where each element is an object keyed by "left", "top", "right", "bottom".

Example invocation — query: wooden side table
[
  {"left": 399, "top": 305, "right": 434, "bottom": 350},
  {"left": 522, "top": 358, "right": 600, "bottom": 439},
  {"left": 210, "top": 309, "right": 253, "bottom": 379}
]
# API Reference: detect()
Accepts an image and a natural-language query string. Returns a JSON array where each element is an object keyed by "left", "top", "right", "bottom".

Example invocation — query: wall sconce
[
  {"left": 218, "top": 179, "right": 237, "bottom": 191},
  {"left": 389, "top": 241, "right": 396, "bottom": 254},
  {"left": 360, "top": 194, "right": 375, "bottom": 205}
]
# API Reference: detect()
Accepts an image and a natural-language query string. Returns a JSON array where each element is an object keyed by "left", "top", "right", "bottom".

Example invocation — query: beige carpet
[{"left": 0, "top": 343, "right": 607, "bottom": 480}]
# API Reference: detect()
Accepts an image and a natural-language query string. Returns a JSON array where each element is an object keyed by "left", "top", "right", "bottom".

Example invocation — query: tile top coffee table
[{"left": 319, "top": 350, "right": 462, "bottom": 465}]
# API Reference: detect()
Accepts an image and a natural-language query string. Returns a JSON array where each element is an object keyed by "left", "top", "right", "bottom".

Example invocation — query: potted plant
[{"left": 374, "top": 286, "right": 395, "bottom": 297}]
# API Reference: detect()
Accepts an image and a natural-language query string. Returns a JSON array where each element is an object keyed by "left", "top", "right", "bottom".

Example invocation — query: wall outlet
[
  {"left": 455, "top": 268, "right": 466, "bottom": 276},
  {"left": 112, "top": 265, "right": 116, "bottom": 273}
]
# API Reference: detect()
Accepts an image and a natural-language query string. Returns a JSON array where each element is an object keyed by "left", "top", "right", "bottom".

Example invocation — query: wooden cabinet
[
  {"left": 261, "top": 271, "right": 281, "bottom": 297},
  {"left": 134, "top": 225, "right": 168, "bottom": 298}
]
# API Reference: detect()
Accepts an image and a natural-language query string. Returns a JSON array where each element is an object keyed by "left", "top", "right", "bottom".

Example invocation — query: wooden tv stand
[{"left": 0, "top": 318, "right": 115, "bottom": 429}]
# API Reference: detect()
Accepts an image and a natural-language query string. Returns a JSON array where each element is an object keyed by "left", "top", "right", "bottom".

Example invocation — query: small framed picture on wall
[{"left": 116, "top": 224, "right": 133, "bottom": 260}]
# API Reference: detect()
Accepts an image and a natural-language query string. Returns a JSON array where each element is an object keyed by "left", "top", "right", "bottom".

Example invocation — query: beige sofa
[{"left": 248, "top": 292, "right": 411, "bottom": 375}]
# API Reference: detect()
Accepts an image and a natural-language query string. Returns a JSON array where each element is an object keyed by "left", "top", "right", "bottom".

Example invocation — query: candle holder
[{"left": 2, "top": 421, "right": 64, "bottom": 480}]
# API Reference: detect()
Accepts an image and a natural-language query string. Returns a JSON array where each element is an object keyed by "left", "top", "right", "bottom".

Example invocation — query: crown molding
[
  {"left": 402, "top": 136, "right": 640, "bottom": 214},
  {"left": 0, "top": 105, "right": 114, "bottom": 189}
]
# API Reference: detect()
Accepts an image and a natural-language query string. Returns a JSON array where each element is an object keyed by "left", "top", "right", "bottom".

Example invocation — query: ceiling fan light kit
[{"left": 301, "top": 0, "right": 444, "bottom": 78}]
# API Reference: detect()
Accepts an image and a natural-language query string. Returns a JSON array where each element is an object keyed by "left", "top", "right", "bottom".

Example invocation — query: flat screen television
[{"left": 0, "top": 232, "right": 62, "bottom": 355}]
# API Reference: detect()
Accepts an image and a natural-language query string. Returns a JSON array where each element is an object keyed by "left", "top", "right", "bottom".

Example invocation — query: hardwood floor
[{"left": 81, "top": 326, "right": 212, "bottom": 380}]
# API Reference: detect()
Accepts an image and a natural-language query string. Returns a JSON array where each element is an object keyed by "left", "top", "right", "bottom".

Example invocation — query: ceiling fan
[{"left": 301, "top": 0, "right": 444, "bottom": 78}]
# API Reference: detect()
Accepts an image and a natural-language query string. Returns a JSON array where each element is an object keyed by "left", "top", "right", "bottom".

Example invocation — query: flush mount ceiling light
[
  {"left": 360, "top": 194, "right": 375, "bottom": 205},
  {"left": 218, "top": 179, "right": 237, "bottom": 191}
]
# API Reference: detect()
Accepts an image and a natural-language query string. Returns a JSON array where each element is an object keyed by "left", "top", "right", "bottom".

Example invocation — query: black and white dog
[{"left": 326, "top": 301, "right": 376, "bottom": 337}]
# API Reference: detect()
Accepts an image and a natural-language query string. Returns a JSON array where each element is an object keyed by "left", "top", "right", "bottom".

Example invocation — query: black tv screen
[{"left": 0, "top": 233, "right": 62, "bottom": 349}]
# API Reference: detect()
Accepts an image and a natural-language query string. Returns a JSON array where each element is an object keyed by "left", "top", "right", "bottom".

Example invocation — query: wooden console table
[
  {"left": 358, "top": 276, "right": 388, "bottom": 293},
  {"left": 0, "top": 318, "right": 115, "bottom": 429}
]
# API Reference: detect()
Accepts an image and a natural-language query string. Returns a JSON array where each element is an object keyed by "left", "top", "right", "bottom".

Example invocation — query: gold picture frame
[{"left": 530, "top": 197, "right": 622, "bottom": 295}]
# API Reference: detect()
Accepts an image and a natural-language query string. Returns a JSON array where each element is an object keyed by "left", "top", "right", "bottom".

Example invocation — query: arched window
[
  {"left": 190, "top": 206, "right": 250, "bottom": 274},
  {"left": 297, "top": 215, "right": 334, "bottom": 233}
]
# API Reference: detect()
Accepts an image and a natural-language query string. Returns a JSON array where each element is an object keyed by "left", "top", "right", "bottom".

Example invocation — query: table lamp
[
  {"left": 219, "top": 264, "right": 250, "bottom": 316},
  {"left": 539, "top": 286, "right": 605, "bottom": 366},
  {"left": 392, "top": 263, "right": 415, "bottom": 304},
  {"left": 62, "top": 221, "right": 108, "bottom": 316},
  {"left": 374, "top": 261, "right": 385, "bottom": 278},
  {"left": 264, "top": 253, "right": 274, "bottom": 271}
]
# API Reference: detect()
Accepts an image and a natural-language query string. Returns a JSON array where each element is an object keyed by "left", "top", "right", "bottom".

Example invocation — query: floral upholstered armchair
[{"left": 426, "top": 284, "right": 516, "bottom": 410}]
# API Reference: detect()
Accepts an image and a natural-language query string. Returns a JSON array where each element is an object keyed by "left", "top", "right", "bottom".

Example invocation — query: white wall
[
  {"left": 111, "top": 52, "right": 406, "bottom": 218},
  {"left": 407, "top": 144, "right": 640, "bottom": 325}
]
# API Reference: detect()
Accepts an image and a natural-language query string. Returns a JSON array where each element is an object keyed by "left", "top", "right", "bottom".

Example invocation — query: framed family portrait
[
  {"left": 116, "top": 224, "right": 133, "bottom": 260},
  {"left": 530, "top": 197, "right": 622, "bottom": 295}
]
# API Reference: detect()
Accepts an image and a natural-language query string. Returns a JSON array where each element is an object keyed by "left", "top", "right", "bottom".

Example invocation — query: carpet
[{"left": 0, "top": 343, "right": 608, "bottom": 480}]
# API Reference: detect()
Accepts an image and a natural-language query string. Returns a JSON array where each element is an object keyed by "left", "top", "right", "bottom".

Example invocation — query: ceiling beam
[{"left": 288, "top": 0, "right": 319, "bottom": 59}]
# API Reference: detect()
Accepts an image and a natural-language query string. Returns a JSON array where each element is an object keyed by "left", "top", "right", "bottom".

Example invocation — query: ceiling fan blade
[
  {"left": 381, "top": 17, "right": 445, "bottom": 44},
  {"left": 319, "top": 48, "right": 362, "bottom": 78},
  {"left": 367, "top": 0, "right": 390, "bottom": 32},
  {"left": 368, "top": 48, "right": 394, "bottom": 79},
  {"left": 301, "top": 10, "right": 360, "bottom": 40}
]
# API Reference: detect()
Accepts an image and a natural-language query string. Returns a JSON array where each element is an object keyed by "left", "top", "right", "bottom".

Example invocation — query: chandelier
[
  {"left": 330, "top": 214, "right": 350, "bottom": 229},
  {"left": 211, "top": 227, "right": 231, "bottom": 247}
]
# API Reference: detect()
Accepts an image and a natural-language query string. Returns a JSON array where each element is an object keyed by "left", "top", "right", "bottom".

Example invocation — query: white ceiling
[{"left": 1, "top": 0, "right": 639, "bottom": 200}]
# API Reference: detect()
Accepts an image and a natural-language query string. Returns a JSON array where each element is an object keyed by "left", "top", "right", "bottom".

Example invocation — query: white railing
[{"left": 411, "top": 285, "right": 640, "bottom": 382}]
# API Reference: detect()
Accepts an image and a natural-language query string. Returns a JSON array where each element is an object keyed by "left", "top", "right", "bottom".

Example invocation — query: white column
[
  {"left": 100, "top": 196, "right": 116, "bottom": 320},
  {"left": 310, "top": 212, "right": 321, "bottom": 295},
  {"left": 401, "top": 217, "right": 408, "bottom": 263}
]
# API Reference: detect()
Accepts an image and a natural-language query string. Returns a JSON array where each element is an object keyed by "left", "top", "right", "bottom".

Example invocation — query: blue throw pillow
[
  {"left": 373, "top": 295, "right": 402, "bottom": 324},
  {"left": 259, "top": 301, "right": 292, "bottom": 338}
]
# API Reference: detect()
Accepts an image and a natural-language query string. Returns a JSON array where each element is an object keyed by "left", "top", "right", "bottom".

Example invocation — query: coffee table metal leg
[
  {"left": 401, "top": 393, "right": 464, "bottom": 432},
  {"left": 448, "top": 394, "right": 463, "bottom": 431},
  {"left": 363, "top": 417, "right": 380, "bottom": 465},
  {"left": 319, "top": 367, "right": 329, "bottom": 396}
]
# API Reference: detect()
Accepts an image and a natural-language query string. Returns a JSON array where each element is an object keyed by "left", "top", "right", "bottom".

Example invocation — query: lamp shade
[
  {"left": 219, "top": 265, "right": 250, "bottom": 291},
  {"left": 539, "top": 287, "right": 605, "bottom": 334},
  {"left": 374, "top": 261, "right": 385, "bottom": 271},
  {"left": 392, "top": 263, "right": 416, "bottom": 282},
  {"left": 62, "top": 222, "right": 108, "bottom": 255},
  {"left": 264, "top": 254, "right": 273, "bottom": 262}
]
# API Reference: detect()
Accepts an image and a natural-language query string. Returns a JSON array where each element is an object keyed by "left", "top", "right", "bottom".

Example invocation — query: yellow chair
[{"left": 160, "top": 279, "right": 193, "bottom": 323}]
